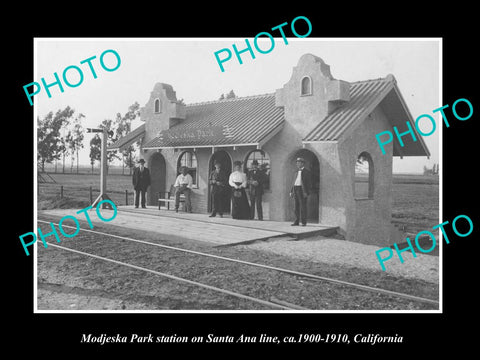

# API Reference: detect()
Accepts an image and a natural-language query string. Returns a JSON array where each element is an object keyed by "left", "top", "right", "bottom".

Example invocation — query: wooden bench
[{"left": 158, "top": 184, "right": 185, "bottom": 210}]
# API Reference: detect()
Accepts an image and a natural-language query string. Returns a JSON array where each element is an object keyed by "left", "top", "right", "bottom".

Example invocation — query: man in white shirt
[
  {"left": 174, "top": 166, "right": 193, "bottom": 213},
  {"left": 290, "top": 157, "right": 312, "bottom": 226}
]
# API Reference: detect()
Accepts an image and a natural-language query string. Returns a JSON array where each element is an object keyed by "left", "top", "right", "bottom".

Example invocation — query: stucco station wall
[
  {"left": 340, "top": 106, "right": 395, "bottom": 245},
  {"left": 134, "top": 54, "right": 408, "bottom": 246}
]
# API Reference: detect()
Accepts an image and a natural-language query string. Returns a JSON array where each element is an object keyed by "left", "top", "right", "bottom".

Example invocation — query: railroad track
[{"left": 37, "top": 219, "right": 439, "bottom": 310}]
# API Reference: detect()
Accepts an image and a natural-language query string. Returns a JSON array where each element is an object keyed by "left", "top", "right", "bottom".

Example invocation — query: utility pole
[{"left": 87, "top": 128, "right": 114, "bottom": 209}]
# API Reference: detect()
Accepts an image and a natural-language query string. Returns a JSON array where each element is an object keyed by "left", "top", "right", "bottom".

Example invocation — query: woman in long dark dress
[{"left": 229, "top": 161, "right": 250, "bottom": 219}]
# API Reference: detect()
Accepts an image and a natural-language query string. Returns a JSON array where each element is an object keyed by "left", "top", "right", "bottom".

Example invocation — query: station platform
[{"left": 39, "top": 206, "right": 339, "bottom": 246}]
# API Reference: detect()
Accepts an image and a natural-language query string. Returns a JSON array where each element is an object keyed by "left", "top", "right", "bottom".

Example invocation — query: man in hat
[
  {"left": 247, "top": 159, "right": 267, "bottom": 220},
  {"left": 209, "top": 160, "right": 227, "bottom": 217},
  {"left": 290, "top": 157, "right": 312, "bottom": 226},
  {"left": 174, "top": 166, "right": 193, "bottom": 213},
  {"left": 132, "top": 158, "right": 151, "bottom": 208}
]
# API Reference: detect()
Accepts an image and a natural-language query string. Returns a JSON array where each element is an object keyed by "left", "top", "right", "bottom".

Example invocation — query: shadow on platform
[
  {"left": 39, "top": 205, "right": 339, "bottom": 247},
  {"left": 118, "top": 206, "right": 339, "bottom": 243}
]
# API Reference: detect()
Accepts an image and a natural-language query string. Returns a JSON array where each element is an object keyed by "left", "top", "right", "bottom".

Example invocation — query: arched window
[
  {"left": 177, "top": 151, "right": 198, "bottom": 186},
  {"left": 354, "top": 152, "right": 374, "bottom": 199},
  {"left": 154, "top": 98, "right": 161, "bottom": 113},
  {"left": 301, "top": 76, "right": 312, "bottom": 96},
  {"left": 244, "top": 150, "right": 271, "bottom": 190}
]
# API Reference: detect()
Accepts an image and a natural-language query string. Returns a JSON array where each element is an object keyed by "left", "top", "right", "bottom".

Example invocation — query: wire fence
[
  {"left": 38, "top": 183, "right": 135, "bottom": 206},
  {"left": 40, "top": 164, "right": 134, "bottom": 176}
]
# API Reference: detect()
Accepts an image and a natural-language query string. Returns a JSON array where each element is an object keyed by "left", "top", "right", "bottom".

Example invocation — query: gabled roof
[
  {"left": 142, "top": 93, "right": 284, "bottom": 149},
  {"left": 113, "top": 75, "right": 429, "bottom": 157},
  {"left": 303, "top": 77, "right": 393, "bottom": 141},
  {"left": 108, "top": 123, "right": 145, "bottom": 151},
  {"left": 303, "top": 75, "right": 430, "bottom": 157}
]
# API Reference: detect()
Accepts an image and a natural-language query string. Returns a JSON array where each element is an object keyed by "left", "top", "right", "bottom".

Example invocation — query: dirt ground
[
  {"left": 36, "top": 215, "right": 439, "bottom": 311},
  {"left": 36, "top": 173, "right": 439, "bottom": 311}
]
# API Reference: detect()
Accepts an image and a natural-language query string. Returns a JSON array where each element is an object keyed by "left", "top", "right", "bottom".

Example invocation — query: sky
[{"left": 35, "top": 38, "right": 441, "bottom": 173}]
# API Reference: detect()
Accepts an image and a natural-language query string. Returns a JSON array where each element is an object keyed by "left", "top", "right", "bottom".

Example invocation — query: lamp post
[{"left": 87, "top": 128, "right": 114, "bottom": 209}]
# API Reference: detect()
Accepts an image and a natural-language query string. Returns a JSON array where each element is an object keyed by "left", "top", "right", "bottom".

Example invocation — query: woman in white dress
[{"left": 229, "top": 161, "right": 250, "bottom": 219}]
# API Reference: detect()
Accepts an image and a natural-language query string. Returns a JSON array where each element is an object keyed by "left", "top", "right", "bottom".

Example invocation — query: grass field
[
  {"left": 390, "top": 174, "right": 439, "bottom": 238},
  {"left": 38, "top": 173, "right": 134, "bottom": 209},
  {"left": 392, "top": 182, "right": 439, "bottom": 235},
  {"left": 37, "top": 172, "right": 439, "bottom": 235}
]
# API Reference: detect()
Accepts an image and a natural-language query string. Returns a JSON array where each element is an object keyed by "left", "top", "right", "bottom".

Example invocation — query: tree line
[
  {"left": 37, "top": 102, "right": 141, "bottom": 175},
  {"left": 423, "top": 163, "right": 439, "bottom": 176}
]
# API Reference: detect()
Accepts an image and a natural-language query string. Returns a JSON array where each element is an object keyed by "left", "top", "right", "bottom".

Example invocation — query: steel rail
[
  {"left": 44, "top": 242, "right": 301, "bottom": 310},
  {"left": 37, "top": 219, "right": 439, "bottom": 306}
]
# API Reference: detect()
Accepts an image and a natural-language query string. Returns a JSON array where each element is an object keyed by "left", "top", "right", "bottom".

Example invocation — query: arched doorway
[
  {"left": 208, "top": 150, "right": 232, "bottom": 213},
  {"left": 288, "top": 149, "right": 320, "bottom": 223},
  {"left": 148, "top": 151, "right": 166, "bottom": 206}
]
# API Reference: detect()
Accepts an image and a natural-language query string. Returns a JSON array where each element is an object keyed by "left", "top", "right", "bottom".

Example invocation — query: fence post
[
  {"left": 89, "top": 186, "right": 93, "bottom": 204},
  {"left": 60, "top": 185, "right": 63, "bottom": 199},
  {"left": 125, "top": 190, "right": 128, "bottom": 206}
]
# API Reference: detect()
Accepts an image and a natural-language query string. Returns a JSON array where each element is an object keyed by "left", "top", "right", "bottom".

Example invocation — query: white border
[
  {"left": 438, "top": 39, "right": 443, "bottom": 313},
  {"left": 33, "top": 37, "right": 442, "bottom": 314},
  {"left": 33, "top": 38, "right": 39, "bottom": 312}
]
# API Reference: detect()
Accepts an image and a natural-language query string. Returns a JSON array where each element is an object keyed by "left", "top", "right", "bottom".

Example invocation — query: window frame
[
  {"left": 177, "top": 150, "right": 198, "bottom": 188},
  {"left": 354, "top": 151, "right": 374, "bottom": 200},
  {"left": 154, "top": 98, "right": 161, "bottom": 113},
  {"left": 243, "top": 149, "right": 271, "bottom": 192},
  {"left": 300, "top": 76, "right": 313, "bottom": 96}
]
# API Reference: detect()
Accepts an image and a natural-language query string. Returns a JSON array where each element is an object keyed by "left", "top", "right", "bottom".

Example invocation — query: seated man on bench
[{"left": 174, "top": 166, "right": 193, "bottom": 213}]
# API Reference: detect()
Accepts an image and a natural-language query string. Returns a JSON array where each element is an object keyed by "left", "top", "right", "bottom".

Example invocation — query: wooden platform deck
[{"left": 39, "top": 206, "right": 339, "bottom": 246}]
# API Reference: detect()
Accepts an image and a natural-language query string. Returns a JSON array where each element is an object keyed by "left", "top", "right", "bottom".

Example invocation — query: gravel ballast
[{"left": 241, "top": 237, "right": 440, "bottom": 284}]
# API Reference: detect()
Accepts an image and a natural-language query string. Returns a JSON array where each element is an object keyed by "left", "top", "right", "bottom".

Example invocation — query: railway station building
[{"left": 110, "top": 54, "right": 430, "bottom": 246}]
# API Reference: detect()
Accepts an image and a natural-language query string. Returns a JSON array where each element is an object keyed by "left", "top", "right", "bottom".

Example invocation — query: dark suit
[
  {"left": 247, "top": 168, "right": 267, "bottom": 220},
  {"left": 132, "top": 166, "right": 151, "bottom": 207},
  {"left": 209, "top": 169, "right": 228, "bottom": 215},
  {"left": 290, "top": 167, "right": 312, "bottom": 225}
]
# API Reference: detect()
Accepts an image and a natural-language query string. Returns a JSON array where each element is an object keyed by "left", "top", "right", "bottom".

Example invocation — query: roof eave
[
  {"left": 302, "top": 77, "right": 396, "bottom": 144},
  {"left": 257, "top": 121, "right": 285, "bottom": 148},
  {"left": 390, "top": 84, "right": 431, "bottom": 158},
  {"left": 142, "top": 143, "right": 260, "bottom": 150},
  {"left": 303, "top": 78, "right": 431, "bottom": 158},
  {"left": 108, "top": 124, "right": 146, "bottom": 151},
  {"left": 335, "top": 80, "right": 395, "bottom": 146}
]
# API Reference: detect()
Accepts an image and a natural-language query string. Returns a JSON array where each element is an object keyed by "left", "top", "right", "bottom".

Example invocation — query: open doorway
[
  {"left": 148, "top": 151, "right": 166, "bottom": 206},
  {"left": 208, "top": 150, "right": 232, "bottom": 213},
  {"left": 289, "top": 149, "right": 320, "bottom": 223}
]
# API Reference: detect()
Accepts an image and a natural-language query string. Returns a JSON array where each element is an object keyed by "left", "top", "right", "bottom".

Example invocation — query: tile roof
[
  {"left": 303, "top": 76, "right": 394, "bottom": 141},
  {"left": 115, "top": 75, "right": 428, "bottom": 157},
  {"left": 303, "top": 75, "right": 429, "bottom": 157},
  {"left": 142, "top": 93, "right": 284, "bottom": 149},
  {"left": 108, "top": 123, "right": 145, "bottom": 151}
]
